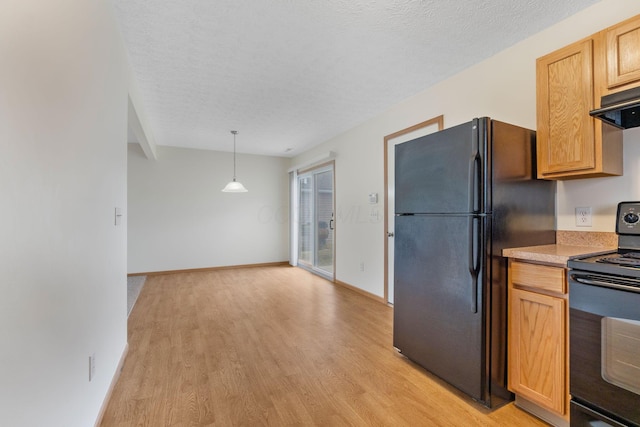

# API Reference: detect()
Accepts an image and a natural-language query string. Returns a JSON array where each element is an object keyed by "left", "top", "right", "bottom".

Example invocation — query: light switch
[{"left": 369, "top": 193, "right": 378, "bottom": 204}]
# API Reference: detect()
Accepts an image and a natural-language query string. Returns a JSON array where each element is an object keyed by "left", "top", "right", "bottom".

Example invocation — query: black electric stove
[{"left": 567, "top": 201, "right": 640, "bottom": 427}]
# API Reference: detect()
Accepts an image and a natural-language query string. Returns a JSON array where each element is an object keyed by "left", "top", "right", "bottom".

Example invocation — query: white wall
[
  {"left": 558, "top": 129, "right": 640, "bottom": 230},
  {"left": 292, "top": 0, "right": 640, "bottom": 298},
  {"left": 128, "top": 145, "right": 289, "bottom": 273},
  {"left": 0, "top": 1, "right": 130, "bottom": 426}
]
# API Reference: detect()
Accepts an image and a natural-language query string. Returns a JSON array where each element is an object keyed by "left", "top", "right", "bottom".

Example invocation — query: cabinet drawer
[{"left": 511, "top": 261, "right": 566, "bottom": 294}]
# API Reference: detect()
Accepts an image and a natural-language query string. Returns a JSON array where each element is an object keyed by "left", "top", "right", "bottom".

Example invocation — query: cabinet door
[
  {"left": 606, "top": 15, "right": 640, "bottom": 89},
  {"left": 508, "top": 288, "right": 566, "bottom": 414},
  {"left": 536, "top": 39, "right": 595, "bottom": 177}
]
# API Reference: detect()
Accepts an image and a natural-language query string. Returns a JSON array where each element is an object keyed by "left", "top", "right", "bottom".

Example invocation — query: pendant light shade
[
  {"left": 222, "top": 179, "right": 247, "bottom": 192},
  {"left": 222, "top": 130, "right": 248, "bottom": 192}
]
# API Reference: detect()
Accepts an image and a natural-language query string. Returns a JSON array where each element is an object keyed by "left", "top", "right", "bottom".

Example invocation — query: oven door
[
  {"left": 569, "top": 272, "right": 640, "bottom": 427},
  {"left": 571, "top": 401, "right": 630, "bottom": 427}
]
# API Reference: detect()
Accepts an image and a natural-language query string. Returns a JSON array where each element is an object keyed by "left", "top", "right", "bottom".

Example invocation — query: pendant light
[{"left": 222, "top": 130, "right": 248, "bottom": 192}]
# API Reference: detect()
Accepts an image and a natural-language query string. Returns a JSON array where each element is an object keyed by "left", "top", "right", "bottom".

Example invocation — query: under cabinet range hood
[{"left": 590, "top": 86, "right": 640, "bottom": 129}]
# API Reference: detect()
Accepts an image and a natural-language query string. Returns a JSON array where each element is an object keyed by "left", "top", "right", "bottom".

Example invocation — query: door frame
[{"left": 383, "top": 115, "right": 444, "bottom": 303}]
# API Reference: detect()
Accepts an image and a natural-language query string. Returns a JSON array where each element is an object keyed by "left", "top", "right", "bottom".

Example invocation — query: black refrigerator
[{"left": 393, "top": 117, "right": 556, "bottom": 408}]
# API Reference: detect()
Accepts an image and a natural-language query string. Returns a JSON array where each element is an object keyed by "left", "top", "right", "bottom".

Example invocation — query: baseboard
[
  {"left": 334, "top": 279, "right": 386, "bottom": 304},
  {"left": 94, "top": 343, "right": 129, "bottom": 427},
  {"left": 128, "top": 261, "right": 291, "bottom": 277},
  {"left": 514, "top": 395, "right": 569, "bottom": 427}
]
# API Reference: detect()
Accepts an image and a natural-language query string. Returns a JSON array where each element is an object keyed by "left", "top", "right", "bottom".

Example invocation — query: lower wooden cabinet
[{"left": 508, "top": 260, "right": 569, "bottom": 422}]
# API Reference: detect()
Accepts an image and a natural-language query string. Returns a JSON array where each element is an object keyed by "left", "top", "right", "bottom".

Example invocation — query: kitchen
[
  {"left": 389, "top": 10, "right": 640, "bottom": 427},
  {"left": 390, "top": 10, "right": 640, "bottom": 427},
  {"left": 3, "top": 1, "right": 640, "bottom": 426},
  {"left": 126, "top": 3, "right": 640, "bottom": 425},
  {"left": 296, "top": 5, "right": 638, "bottom": 425}
]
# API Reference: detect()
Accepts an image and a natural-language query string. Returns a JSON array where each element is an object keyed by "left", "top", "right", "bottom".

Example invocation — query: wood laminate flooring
[{"left": 100, "top": 266, "right": 548, "bottom": 426}]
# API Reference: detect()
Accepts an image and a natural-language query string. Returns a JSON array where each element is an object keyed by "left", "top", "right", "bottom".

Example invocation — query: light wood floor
[{"left": 100, "top": 266, "right": 548, "bottom": 426}]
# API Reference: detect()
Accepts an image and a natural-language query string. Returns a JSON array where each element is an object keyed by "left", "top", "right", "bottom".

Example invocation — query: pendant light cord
[
  {"left": 221, "top": 130, "right": 247, "bottom": 192},
  {"left": 232, "top": 130, "right": 238, "bottom": 181}
]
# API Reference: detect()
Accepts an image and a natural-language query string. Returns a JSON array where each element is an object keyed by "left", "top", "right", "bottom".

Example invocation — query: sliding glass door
[{"left": 298, "top": 165, "right": 334, "bottom": 279}]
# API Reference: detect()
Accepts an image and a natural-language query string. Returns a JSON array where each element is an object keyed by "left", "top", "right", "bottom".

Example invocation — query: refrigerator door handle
[
  {"left": 468, "top": 216, "right": 481, "bottom": 313},
  {"left": 468, "top": 152, "right": 481, "bottom": 214}
]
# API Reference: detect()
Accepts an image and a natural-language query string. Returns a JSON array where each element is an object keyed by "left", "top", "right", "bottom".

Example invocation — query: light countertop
[{"left": 502, "top": 244, "right": 616, "bottom": 266}]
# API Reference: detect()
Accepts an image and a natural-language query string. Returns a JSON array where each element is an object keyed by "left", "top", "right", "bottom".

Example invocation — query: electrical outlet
[
  {"left": 576, "top": 207, "right": 592, "bottom": 227},
  {"left": 360, "top": 262, "right": 365, "bottom": 272},
  {"left": 89, "top": 353, "right": 96, "bottom": 382}
]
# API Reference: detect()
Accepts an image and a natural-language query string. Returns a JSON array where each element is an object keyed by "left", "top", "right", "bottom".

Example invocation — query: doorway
[
  {"left": 297, "top": 164, "right": 335, "bottom": 280},
  {"left": 384, "top": 116, "right": 443, "bottom": 304}
]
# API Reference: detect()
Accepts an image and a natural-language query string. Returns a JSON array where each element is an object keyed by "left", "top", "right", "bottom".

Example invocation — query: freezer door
[
  {"left": 393, "top": 214, "right": 487, "bottom": 403},
  {"left": 394, "top": 119, "right": 486, "bottom": 214}
]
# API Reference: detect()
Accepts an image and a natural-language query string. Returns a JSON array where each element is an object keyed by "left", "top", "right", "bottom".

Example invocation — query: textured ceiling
[{"left": 112, "top": 0, "right": 599, "bottom": 157}]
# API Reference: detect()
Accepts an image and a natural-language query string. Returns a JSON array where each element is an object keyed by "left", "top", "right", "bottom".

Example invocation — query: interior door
[
  {"left": 298, "top": 164, "right": 334, "bottom": 279},
  {"left": 385, "top": 116, "right": 443, "bottom": 304}
]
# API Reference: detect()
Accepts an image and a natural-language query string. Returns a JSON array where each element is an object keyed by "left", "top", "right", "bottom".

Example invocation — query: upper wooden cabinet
[
  {"left": 606, "top": 15, "right": 640, "bottom": 90},
  {"left": 535, "top": 17, "right": 635, "bottom": 179},
  {"left": 536, "top": 40, "right": 598, "bottom": 178}
]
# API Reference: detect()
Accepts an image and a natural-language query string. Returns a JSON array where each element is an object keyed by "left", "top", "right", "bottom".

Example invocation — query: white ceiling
[{"left": 112, "top": 0, "right": 599, "bottom": 158}]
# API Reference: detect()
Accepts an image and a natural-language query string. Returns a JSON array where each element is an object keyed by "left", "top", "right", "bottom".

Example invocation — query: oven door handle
[
  {"left": 570, "top": 273, "right": 640, "bottom": 293},
  {"left": 570, "top": 274, "right": 615, "bottom": 287}
]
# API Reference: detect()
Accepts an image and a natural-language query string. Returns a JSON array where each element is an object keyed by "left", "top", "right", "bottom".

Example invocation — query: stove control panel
[{"left": 617, "top": 202, "right": 640, "bottom": 235}]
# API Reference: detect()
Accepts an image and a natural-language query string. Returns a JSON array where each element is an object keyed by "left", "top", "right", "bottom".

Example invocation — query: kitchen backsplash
[{"left": 556, "top": 230, "right": 617, "bottom": 247}]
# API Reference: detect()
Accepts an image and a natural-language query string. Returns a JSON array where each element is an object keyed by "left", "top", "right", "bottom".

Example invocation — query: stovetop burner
[
  {"left": 567, "top": 202, "right": 640, "bottom": 278},
  {"left": 596, "top": 252, "right": 640, "bottom": 268}
]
